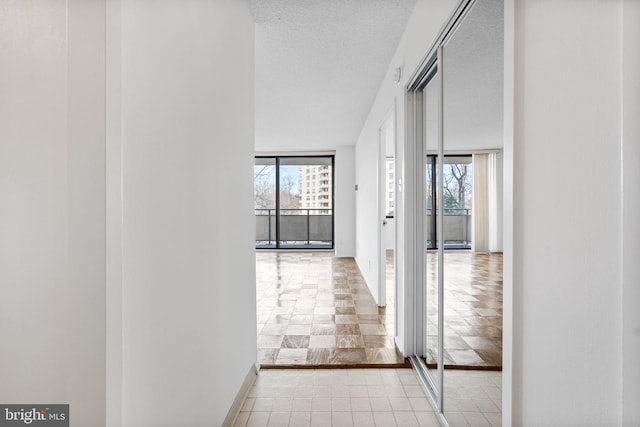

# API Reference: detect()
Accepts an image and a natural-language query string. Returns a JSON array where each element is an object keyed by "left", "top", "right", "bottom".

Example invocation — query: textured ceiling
[{"left": 250, "top": 0, "right": 417, "bottom": 152}]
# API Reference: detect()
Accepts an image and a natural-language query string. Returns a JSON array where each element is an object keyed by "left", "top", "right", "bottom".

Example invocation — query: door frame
[{"left": 377, "top": 102, "right": 397, "bottom": 307}]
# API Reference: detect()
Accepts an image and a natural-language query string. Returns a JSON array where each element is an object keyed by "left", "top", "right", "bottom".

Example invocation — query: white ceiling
[{"left": 250, "top": 0, "right": 416, "bottom": 152}]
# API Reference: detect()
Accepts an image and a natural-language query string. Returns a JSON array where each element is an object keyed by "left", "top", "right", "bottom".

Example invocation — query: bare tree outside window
[
  {"left": 254, "top": 165, "right": 275, "bottom": 209},
  {"left": 279, "top": 172, "right": 301, "bottom": 209},
  {"left": 443, "top": 163, "right": 472, "bottom": 210}
]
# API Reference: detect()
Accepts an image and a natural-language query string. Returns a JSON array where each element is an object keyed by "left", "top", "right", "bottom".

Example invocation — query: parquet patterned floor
[
  {"left": 256, "top": 251, "right": 502, "bottom": 368},
  {"left": 256, "top": 252, "right": 404, "bottom": 367},
  {"left": 425, "top": 251, "right": 503, "bottom": 368}
]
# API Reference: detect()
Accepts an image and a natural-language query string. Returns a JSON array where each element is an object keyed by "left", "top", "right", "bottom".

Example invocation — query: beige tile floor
[
  {"left": 233, "top": 368, "right": 502, "bottom": 427},
  {"left": 233, "top": 368, "right": 440, "bottom": 427}
]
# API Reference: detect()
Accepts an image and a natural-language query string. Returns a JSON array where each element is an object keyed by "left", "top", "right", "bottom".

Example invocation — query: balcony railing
[
  {"left": 255, "top": 207, "right": 468, "bottom": 249},
  {"left": 255, "top": 208, "right": 333, "bottom": 248},
  {"left": 426, "top": 208, "right": 472, "bottom": 248}
]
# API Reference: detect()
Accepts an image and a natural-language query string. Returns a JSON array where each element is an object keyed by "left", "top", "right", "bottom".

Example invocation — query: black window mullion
[
  {"left": 431, "top": 156, "right": 437, "bottom": 249},
  {"left": 275, "top": 157, "right": 281, "bottom": 249},
  {"left": 331, "top": 155, "right": 335, "bottom": 250}
]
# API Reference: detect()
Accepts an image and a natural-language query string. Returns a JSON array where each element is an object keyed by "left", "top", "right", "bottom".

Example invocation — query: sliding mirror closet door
[
  {"left": 409, "top": 0, "right": 504, "bottom": 424},
  {"left": 441, "top": 0, "right": 504, "bottom": 425}
]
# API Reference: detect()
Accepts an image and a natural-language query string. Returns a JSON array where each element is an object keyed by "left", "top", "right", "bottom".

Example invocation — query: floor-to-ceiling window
[{"left": 254, "top": 156, "right": 334, "bottom": 249}]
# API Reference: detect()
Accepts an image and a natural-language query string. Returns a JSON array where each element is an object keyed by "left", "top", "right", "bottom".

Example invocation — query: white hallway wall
[
  {"left": 513, "top": 0, "right": 639, "bottom": 425},
  {"left": 119, "top": 1, "right": 256, "bottom": 426},
  {"left": 0, "top": 0, "right": 105, "bottom": 425},
  {"left": 622, "top": 1, "right": 640, "bottom": 424},
  {"left": 1, "top": 1, "right": 257, "bottom": 426},
  {"left": 0, "top": 1, "right": 107, "bottom": 425},
  {"left": 0, "top": 0, "right": 69, "bottom": 406}
]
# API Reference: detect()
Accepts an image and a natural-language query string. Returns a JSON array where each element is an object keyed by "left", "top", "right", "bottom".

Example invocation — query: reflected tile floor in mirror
[
  {"left": 256, "top": 252, "right": 405, "bottom": 367},
  {"left": 426, "top": 251, "right": 503, "bottom": 369},
  {"left": 444, "top": 370, "right": 502, "bottom": 427}
]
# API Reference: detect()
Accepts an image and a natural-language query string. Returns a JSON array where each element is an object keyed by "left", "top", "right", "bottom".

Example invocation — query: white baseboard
[{"left": 222, "top": 363, "right": 258, "bottom": 427}]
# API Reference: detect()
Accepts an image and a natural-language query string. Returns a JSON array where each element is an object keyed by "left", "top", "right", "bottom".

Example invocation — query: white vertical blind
[
  {"left": 472, "top": 153, "right": 489, "bottom": 252},
  {"left": 488, "top": 152, "right": 499, "bottom": 252},
  {"left": 472, "top": 152, "right": 498, "bottom": 252}
]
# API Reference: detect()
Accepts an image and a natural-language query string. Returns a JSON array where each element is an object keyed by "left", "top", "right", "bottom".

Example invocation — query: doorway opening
[
  {"left": 383, "top": 157, "right": 396, "bottom": 314},
  {"left": 378, "top": 107, "right": 396, "bottom": 315}
]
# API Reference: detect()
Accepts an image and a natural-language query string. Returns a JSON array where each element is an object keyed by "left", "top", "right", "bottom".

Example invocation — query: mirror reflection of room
[{"left": 441, "top": 0, "right": 504, "bottom": 425}]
